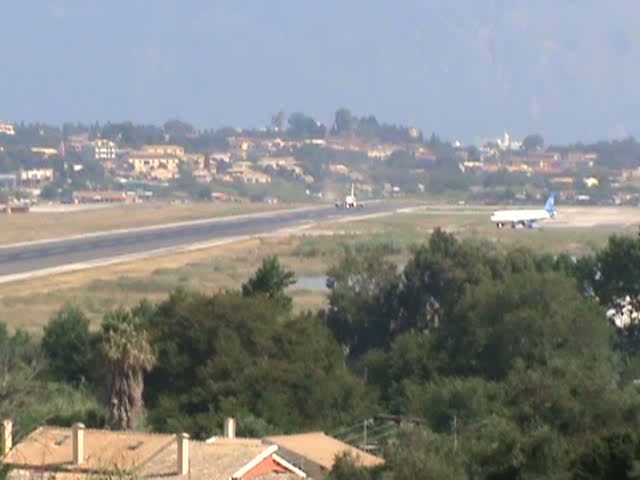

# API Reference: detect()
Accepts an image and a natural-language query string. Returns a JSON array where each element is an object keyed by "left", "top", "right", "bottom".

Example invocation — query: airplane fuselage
[
  {"left": 490, "top": 209, "right": 552, "bottom": 228},
  {"left": 491, "top": 194, "right": 556, "bottom": 229},
  {"left": 344, "top": 195, "right": 357, "bottom": 208},
  {"left": 336, "top": 187, "right": 364, "bottom": 208}
]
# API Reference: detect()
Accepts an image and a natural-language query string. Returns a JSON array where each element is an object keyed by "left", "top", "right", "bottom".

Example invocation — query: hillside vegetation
[{"left": 2, "top": 231, "right": 640, "bottom": 479}]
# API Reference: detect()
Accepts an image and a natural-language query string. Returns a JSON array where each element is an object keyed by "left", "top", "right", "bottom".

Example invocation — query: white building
[
  {"left": 495, "top": 131, "right": 522, "bottom": 152},
  {"left": 19, "top": 168, "right": 54, "bottom": 186},
  {"left": 210, "top": 152, "right": 231, "bottom": 163},
  {"left": 0, "top": 122, "right": 15, "bottom": 136},
  {"left": 93, "top": 139, "right": 118, "bottom": 161}
]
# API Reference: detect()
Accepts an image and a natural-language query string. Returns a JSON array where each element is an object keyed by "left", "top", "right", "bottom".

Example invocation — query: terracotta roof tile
[
  {"left": 265, "top": 432, "right": 384, "bottom": 471},
  {"left": 139, "top": 440, "right": 269, "bottom": 480},
  {"left": 4, "top": 427, "right": 174, "bottom": 472},
  {"left": 5, "top": 428, "right": 295, "bottom": 480}
]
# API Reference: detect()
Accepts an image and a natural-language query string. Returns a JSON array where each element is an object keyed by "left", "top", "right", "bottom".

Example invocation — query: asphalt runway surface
[{"left": 0, "top": 201, "right": 418, "bottom": 278}]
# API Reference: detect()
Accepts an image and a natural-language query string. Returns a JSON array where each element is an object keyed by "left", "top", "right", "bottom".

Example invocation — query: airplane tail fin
[
  {"left": 350, "top": 183, "right": 355, "bottom": 197},
  {"left": 544, "top": 194, "right": 556, "bottom": 215}
]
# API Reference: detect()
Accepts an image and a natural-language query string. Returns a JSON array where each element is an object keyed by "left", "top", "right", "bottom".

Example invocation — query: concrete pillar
[
  {"left": 2, "top": 419, "right": 12, "bottom": 455},
  {"left": 224, "top": 418, "right": 236, "bottom": 439},
  {"left": 72, "top": 423, "right": 85, "bottom": 465},
  {"left": 177, "top": 433, "right": 189, "bottom": 475}
]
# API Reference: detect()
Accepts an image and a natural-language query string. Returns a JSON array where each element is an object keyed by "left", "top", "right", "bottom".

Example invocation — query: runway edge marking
[{"left": 0, "top": 205, "right": 408, "bottom": 285}]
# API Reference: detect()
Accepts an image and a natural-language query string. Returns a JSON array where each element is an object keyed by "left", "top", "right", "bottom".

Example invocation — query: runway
[{"left": 0, "top": 200, "right": 419, "bottom": 280}]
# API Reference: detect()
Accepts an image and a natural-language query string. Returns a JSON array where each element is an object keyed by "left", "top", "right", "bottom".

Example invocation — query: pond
[{"left": 295, "top": 275, "right": 328, "bottom": 291}]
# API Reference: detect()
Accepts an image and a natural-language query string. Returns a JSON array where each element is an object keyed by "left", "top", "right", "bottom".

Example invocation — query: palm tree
[{"left": 99, "top": 307, "right": 156, "bottom": 430}]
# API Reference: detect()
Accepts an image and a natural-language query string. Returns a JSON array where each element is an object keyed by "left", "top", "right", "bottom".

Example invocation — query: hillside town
[{"left": 1, "top": 112, "right": 640, "bottom": 211}]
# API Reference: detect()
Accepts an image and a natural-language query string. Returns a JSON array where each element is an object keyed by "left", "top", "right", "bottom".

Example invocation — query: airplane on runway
[
  {"left": 490, "top": 194, "right": 556, "bottom": 229},
  {"left": 335, "top": 183, "right": 364, "bottom": 209}
]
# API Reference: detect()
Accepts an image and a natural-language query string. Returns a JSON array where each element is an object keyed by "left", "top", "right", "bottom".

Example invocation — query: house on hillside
[
  {"left": 19, "top": 168, "right": 54, "bottom": 187},
  {"left": 258, "top": 157, "right": 305, "bottom": 179},
  {"left": 93, "top": 139, "right": 118, "bottom": 162},
  {"left": 567, "top": 151, "right": 597, "bottom": 168},
  {"left": 184, "top": 153, "right": 206, "bottom": 170},
  {"left": 142, "top": 145, "right": 185, "bottom": 158},
  {"left": 72, "top": 190, "right": 133, "bottom": 203},
  {"left": 218, "top": 161, "right": 272, "bottom": 184},
  {"left": 229, "top": 169, "right": 272, "bottom": 184},
  {"left": 65, "top": 134, "right": 92, "bottom": 154},
  {"left": 550, "top": 176, "right": 575, "bottom": 187},
  {"left": 583, "top": 176, "right": 600, "bottom": 188},
  {"left": 367, "top": 144, "right": 399, "bottom": 160},
  {"left": 31, "top": 147, "right": 60, "bottom": 159},
  {"left": 328, "top": 164, "right": 350, "bottom": 176},
  {"left": 257, "top": 156, "right": 298, "bottom": 169},
  {"left": 0, "top": 121, "right": 16, "bottom": 136},
  {"left": 125, "top": 150, "right": 181, "bottom": 181},
  {"left": 505, "top": 151, "right": 561, "bottom": 173},
  {"left": 412, "top": 145, "right": 436, "bottom": 163}
]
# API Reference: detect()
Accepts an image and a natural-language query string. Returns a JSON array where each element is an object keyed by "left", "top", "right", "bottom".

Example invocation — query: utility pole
[
  {"left": 363, "top": 419, "right": 368, "bottom": 451},
  {"left": 453, "top": 415, "right": 458, "bottom": 453}
]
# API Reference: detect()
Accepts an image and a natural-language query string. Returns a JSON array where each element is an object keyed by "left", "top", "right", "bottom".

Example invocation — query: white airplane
[
  {"left": 335, "top": 183, "right": 363, "bottom": 209},
  {"left": 490, "top": 194, "right": 556, "bottom": 229}
]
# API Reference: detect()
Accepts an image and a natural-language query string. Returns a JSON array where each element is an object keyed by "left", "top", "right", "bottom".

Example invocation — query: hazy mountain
[{"left": 1, "top": 1, "right": 639, "bottom": 143}]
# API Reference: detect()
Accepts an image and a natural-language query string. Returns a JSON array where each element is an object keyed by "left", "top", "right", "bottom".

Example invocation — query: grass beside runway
[
  {"left": 0, "top": 205, "right": 637, "bottom": 332},
  {"left": 310, "top": 208, "right": 626, "bottom": 255},
  {"left": 0, "top": 237, "right": 332, "bottom": 331}
]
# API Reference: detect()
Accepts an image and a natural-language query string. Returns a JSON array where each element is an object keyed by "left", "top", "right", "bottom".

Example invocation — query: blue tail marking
[{"left": 544, "top": 194, "right": 556, "bottom": 214}]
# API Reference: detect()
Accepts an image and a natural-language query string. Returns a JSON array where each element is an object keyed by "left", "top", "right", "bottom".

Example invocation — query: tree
[
  {"left": 589, "top": 235, "right": 640, "bottom": 305},
  {"left": 41, "top": 305, "right": 96, "bottom": 386},
  {"left": 572, "top": 431, "right": 640, "bottom": 480},
  {"left": 144, "top": 290, "right": 371, "bottom": 437},
  {"left": 242, "top": 256, "right": 296, "bottom": 311},
  {"left": 522, "top": 133, "right": 545, "bottom": 151},
  {"left": 386, "top": 429, "right": 465, "bottom": 480},
  {"left": 463, "top": 415, "right": 524, "bottom": 480},
  {"left": 325, "top": 245, "right": 401, "bottom": 357},
  {"left": 398, "top": 229, "right": 490, "bottom": 333},
  {"left": 356, "top": 115, "right": 380, "bottom": 139},
  {"left": 0, "top": 322, "right": 103, "bottom": 434},
  {"left": 173, "top": 163, "right": 203, "bottom": 199},
  {"left": 398, "top": 377, "right": 506, "bottom": 434},
  {"left": 436, "top": 271, "right": 612, "bottom": 380},
  {"left": 580, "top": 235, "right": 640, "bottom": 354},
  {"left": 163, "top": 119, "right": 194, "bottom": 139},
  {"left": 333, "top": 108, "right": 355, "bottom": 136},
  {"left": 245, "top": 312, "right": 374, "bottom": 431},
  {"left": 99, "top": 307, "right": 156, "bottom": 430},
  {"left": 287, "top": 113, "right": 326, "bottom": 139},
  {"left": 270, "top": 111, "right": 285, "bottom": 132},
  {"left": 0, "top": 323, "right": 45, "bottom": 422},
  {"left": 327, "top": 452, "right": 383, "bottom": 480}
]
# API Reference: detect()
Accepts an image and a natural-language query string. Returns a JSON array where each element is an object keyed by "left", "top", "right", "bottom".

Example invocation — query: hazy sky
[{"left": 1, "top": 1, "right": 639, "bottom": 144}]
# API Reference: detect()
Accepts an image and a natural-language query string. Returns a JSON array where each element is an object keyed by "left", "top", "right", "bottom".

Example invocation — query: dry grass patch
[{"left": 0, "top": 236, "right": 331, "bottom": 332}]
